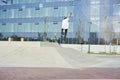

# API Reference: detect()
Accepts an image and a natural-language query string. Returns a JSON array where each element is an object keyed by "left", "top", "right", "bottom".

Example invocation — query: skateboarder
[{"left": 61, "top": 12, "right": 72, "bottom": 43}]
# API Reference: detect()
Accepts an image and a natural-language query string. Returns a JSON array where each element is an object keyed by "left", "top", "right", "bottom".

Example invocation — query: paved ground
[
  {"left": 0, "top": 41, "right": 120, "bottom": 79},
  {"left": 0, "top": 67, "right": 120, "bottom": 80},
  {"left": 0, "top": 42, "right": 71, "bottom": 68}
]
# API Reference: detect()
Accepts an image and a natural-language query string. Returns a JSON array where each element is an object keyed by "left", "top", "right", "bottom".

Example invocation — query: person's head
[{"left": 64, "top": 17, "right": 67, "bottom": 19}]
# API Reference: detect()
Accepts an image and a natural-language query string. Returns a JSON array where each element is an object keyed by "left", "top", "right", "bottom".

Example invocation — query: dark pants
[{"left": 61, "top": 29, "right": 68, "bottom": 42}]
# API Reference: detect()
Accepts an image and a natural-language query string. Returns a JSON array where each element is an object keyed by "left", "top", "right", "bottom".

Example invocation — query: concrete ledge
[{"left": 61, "top": 44, "right": 120, "bottom": 53}]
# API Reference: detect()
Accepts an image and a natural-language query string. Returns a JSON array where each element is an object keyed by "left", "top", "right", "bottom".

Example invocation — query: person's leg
[
  {"left": 64, "top": 29, "right": 68, "bottom": 42},
  {"left": 61, "top": 29, "right": 64, "bottom": 36},
  {"left": 61, "top": 29, "right": 64, "bottom": 43}
]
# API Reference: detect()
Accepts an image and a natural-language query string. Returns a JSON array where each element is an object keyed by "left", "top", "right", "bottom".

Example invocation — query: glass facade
[
  {"left": 90, "top": 0, "right": 100, "bottom": 32},
  {"left": 0, "top": 0, "right": 120, "bottom": 44}
]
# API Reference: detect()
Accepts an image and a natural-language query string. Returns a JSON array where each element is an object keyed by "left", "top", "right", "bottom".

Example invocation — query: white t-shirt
[{"left": 61, "top": 17, "right": 69, "bottom": 29}]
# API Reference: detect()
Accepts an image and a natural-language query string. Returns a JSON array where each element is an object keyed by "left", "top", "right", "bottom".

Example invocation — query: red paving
[{"left": 0, "top": 67, "right": 120, "bottom": 80}]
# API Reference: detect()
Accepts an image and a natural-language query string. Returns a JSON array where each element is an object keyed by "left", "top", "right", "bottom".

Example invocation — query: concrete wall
[{"left": 61, "top": 44, "right": 120, "bottom": 53}]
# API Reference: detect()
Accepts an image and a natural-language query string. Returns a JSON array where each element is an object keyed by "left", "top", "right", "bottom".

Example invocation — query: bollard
[
  {"left": 21, "top": 37, "right": 24, "bottom": 42},
  {"left": 8, "top": 37, "right": 12, "bottom": 41}
]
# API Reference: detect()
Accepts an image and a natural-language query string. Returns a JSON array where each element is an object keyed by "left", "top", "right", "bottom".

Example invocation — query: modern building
[{"left": 0, "top": 0, "right": 120, "bottom": 44}]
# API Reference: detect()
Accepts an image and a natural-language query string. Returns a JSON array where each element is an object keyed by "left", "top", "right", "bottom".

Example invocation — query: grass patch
[{"left": 88, "top": 52, "right": 120, "bottom": 55}]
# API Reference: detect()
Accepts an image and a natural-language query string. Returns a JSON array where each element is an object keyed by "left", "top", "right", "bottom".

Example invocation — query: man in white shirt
[{"left": 61, "top": 12, "right": 72, "bottom": 43}]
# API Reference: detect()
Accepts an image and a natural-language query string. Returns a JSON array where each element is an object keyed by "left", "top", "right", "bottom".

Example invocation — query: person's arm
[{"left": 68, "top": 12, "right": 72, "bottom": 18}]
